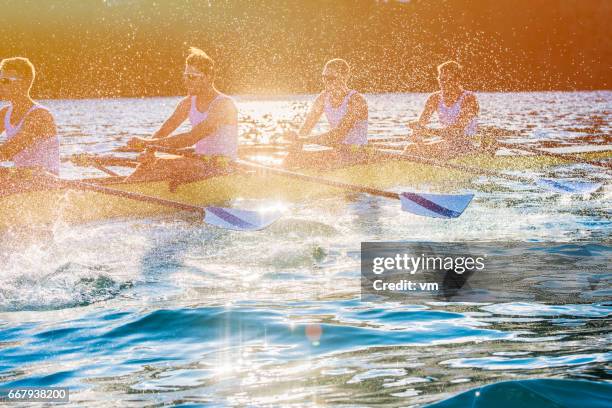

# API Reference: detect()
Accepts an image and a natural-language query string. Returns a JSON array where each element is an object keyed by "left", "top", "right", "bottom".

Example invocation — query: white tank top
[
  {"left": 324, "top": 90, "right": 368, "bottom": 146},
  {"left": 3, "top": 103, "right": 60, "bottom": 175},
  {"left": 189, "top": 94, "right": 238, "bottom": 160},
  {"left": 437, "top": 91, "right": 478, "bottom": 136}
]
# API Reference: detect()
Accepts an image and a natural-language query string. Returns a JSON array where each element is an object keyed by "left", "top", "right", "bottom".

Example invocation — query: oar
[
  {"left": 70, "top": 153, "right": 140, "bottom": 169},
  {"left": 90, "top": 162, "right": 120, "bottom": 177},
  {"left": 498, "top": 142, "right": 612, "bottom": 170},
  {"left": 478, "top": 126, "right": 612, "bottom": 169},
  {"left": 67, "top": 153, "right": 140, "bottom": 176},
  {"left": 370, "top": 132, "right": 611, "bottom": 170},
  {"left": 237, "top": 159, "right": 474, "bottom": 219},
  {"left": 369, "top": 136, "right": 411, "bottom": 144},
  {"left": 43, "top": 173, "right": 281, "bottom": 231},
  {"left": 373, "top": 148, "right": 603, "bottom": 194}
]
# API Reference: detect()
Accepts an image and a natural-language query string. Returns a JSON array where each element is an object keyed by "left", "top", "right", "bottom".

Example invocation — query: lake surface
[{"left": 1, "top": 92, "right": 610, "bottom": 406}]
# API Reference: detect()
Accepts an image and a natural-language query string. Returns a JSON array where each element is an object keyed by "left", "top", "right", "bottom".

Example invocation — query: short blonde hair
[
  {"left": 437, "top": 60, "right": 462, "bottom": 79},
  {"left": 186, "top": 47, "right": 215, "bottom": 77},
  {"left": 324, "top": 58, "right": 350, "bottom": 77},
  {"left": 0, "top": 57, "right": 36, "bottom": 88}
]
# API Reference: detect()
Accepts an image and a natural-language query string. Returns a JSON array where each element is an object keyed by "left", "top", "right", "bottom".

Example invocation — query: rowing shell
[{"left": 1, "top": 149, "right": 609, "bottom": 229}]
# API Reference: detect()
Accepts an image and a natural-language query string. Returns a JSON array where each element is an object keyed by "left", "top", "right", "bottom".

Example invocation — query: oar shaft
[
  {"left": 51, "top": 177, "right": 206, "bottom": 216},
  {"left": 500, "top": 142, "right": 611, "bottom": 169},
  {"left": 91, "top": 161, "right": 120, "bottom": 177},
  {"left": 372, "top": 149, "right": 532, "bottom": 184},
  {"left": 114, "top": 146, "right": 196, "bottom": 158},
  {"left": 70, "top": 154, "right": 139, "bottom": 168},
  {"left": 370, "top": 136, "right": 410, "bottom": 143},
  {"left": 236, "top": 159, "right": 400, "bottom": 200},
  {"left": 92, "top": 156, "right": 139, "bottom": 168},
  {"left": 119, "top": 144, "right": 290, "bottom": 158}
]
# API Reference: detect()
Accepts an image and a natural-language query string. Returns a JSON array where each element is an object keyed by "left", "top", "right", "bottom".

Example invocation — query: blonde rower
[
  {"left": 404, "top": 61, "right": 480, "bottom": 159},
  {"left": 0, "top": 57, "right": 58, "bottom": 177},
  {"left": 126, "top": 47, "right": 237, "bottom": 182},
  {"left": 285, "top": 58, "right": 368, "bottom": 168}
]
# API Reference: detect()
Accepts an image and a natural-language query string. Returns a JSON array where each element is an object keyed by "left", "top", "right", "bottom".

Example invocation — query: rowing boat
[{"left": 1, "top": 148, "right": 609, "bottom": 230}]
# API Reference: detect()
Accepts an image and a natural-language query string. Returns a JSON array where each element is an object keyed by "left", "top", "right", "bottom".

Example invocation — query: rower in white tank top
[
  {"left": 3, "top": 103, "right": 60, "bottom": 175},
  {"left": 437, "top": 90, "right": 478, "bottom": 136},
  {"left": 324, "top": 90, "right": 368, "bottom": 145},
  {"left": 189, "top": 94, "right": 238, "bottom": 160}
]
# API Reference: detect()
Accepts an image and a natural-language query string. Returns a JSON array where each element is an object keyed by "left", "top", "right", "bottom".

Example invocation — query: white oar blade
[
  {"left": 400, "top": 192, "right": 474, "bottom": 219},
  {"left": 204, "top": 206, "right": 282, "bottom": 231},
  {"left": 536, "top": 179, "right": 603, "bottom": 194}
]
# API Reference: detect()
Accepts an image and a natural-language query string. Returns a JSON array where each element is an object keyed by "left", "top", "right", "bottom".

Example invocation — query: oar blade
[
  {"left": 536, "top": 178, "right": 603, "bottom": 194},
  {"left": 400, "top": 192, "right": 474, "bottom": 219},
  {"left": 204, "top": 206, "right": 282, "bottom": 231}
]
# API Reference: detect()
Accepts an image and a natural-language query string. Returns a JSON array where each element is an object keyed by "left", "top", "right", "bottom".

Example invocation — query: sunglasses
[
  {"left": 183, "top": 73, "right": 205, "bottom": 81},
  {"left": 0, "top": 76, "right": 19, "bottom": 85}
]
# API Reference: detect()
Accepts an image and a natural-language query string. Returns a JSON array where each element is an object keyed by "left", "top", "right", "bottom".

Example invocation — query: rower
[
  {"left": 126, "top": 47, "right": 238, "bottom": 182},
  {"left": 284, "top": 58, "right": 369, "bottom": 168},
  {"left": 0, "top": 57, "right": 59, "bottom": 181},
  {"left": 404, "top": 61, "right": 481, "bottom": 159}
]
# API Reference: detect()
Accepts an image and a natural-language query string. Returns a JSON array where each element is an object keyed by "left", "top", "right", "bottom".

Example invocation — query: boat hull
[{"left": 1, "top": 151, "right": 609, "bottom": 229}]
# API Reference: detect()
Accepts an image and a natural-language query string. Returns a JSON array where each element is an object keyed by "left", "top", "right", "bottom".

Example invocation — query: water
[{"left": 1, "top": 92, "right": 611, "bottom": 406}]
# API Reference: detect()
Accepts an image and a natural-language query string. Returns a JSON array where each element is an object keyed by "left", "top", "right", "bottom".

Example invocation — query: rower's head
[
  {"left": 437, "top": 60, "right": 462, "bottom": 92},
  {"left": 0, "top": 57, "right": 35, "bottom": 99},
  {"left": 184, "top": 47, "right": 215, "bottom": 94},
  {"left": 322, "top": 58, "right": 350, "bottom": 93}
]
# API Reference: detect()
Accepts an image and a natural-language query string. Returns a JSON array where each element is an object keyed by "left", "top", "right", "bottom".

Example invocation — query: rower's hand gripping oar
[{"left": 46, "top": 172, "right": 281, "bottom": 231}]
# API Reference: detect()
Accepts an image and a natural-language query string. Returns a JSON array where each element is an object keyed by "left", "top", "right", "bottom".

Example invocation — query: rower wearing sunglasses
[
  {"left": 0, "top": 57, "right": 59, "bottom": 178},
  {"left": 284, "top": 58, "right": 369, "bottom": 168},
  {"left": 403, "top": 61, "right": 481, "bottom": 159},
  {"left": 126, "top": 47, "right": 237, "bottom": 182}
]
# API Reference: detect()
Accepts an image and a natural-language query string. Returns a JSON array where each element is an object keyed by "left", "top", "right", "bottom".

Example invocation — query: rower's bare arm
[
  {"left": 419, "top": 93, "right": 438, "bottom": 126},
  {"left": 0, "top": 109, "right": 56, "bottom": 160},
  {"left": 152, "top": 97, "right": 190, "bottom": 139},
  {"left": 322, "top": 93, "right": 368, "bottom": 145},
  {"left": 0, "top": 106, "right": 7, "bottom": 135},
  {"left": 146, "top": 98, "right": 236, "bottom": 149},
  {"left": 297, "top": 93, "right": 325, "bottom": 138}
]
